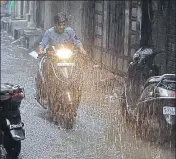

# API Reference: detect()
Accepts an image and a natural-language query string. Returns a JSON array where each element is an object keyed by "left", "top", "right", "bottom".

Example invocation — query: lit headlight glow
[{"left": 56, "top": 48, "right": 73, "bottom": 59}]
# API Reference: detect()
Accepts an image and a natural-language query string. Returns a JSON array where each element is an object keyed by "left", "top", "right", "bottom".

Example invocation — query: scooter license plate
[
  {"left": 163, "top": 106, "right": 176, "bottom": 115},
  {"left": 9, "top": 122, "right": 24, "bottom": 130},
  {"left": 56, "top": 63, "right": 75, "bottom": 67}
]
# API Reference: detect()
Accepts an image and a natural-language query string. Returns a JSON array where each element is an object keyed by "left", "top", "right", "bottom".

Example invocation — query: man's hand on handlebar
[
  {"left": 37, "top": 46, "right": 46, "bottom": 58},
  {"left": 38, "top": 45, "right": 45, "bottom": 55},
  {"left": 79, "top": 45, "right": 87, "bottom": 56}
]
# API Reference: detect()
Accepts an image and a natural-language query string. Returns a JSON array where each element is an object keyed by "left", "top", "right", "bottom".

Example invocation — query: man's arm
[
  {"left": 38, "top": 30, "right": 50, "bottom": 54},
  {"left": 67, "top": 27, "right": 87, "bottom": 55}
]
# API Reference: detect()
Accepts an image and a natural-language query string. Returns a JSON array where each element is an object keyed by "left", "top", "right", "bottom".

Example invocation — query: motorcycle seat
[
  {"left": 144, "top": 76, "right": 161, "bottom": 88},
  {"left": 148, "top": 76, "right": 161, "bottom": 82},
  {"left": 0, "top": 83, "right": 19, "bottom": 94},
  {"left": 144, "top": 74, "right": 176, "bottom": 88}
]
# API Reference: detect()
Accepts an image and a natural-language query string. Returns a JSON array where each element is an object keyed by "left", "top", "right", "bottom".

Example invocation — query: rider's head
[{"left": 54, "top": 12, "right": 68, "bottom": 33}]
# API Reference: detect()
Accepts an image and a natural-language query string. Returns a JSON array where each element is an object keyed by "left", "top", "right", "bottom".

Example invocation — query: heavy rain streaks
[{"left": 1, "top": 30, "right": 175, "bottom": 159}]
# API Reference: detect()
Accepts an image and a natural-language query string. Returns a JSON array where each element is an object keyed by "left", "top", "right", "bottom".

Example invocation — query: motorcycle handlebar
[
  {"left": 37, "top": 49, "right": 90, "bottom": 62},
  {"left": 38, "top": 52, "right": 47, "bottom": 58}
]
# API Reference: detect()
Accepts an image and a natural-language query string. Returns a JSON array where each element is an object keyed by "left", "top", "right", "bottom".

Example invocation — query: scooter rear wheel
[{"left": 4, "top": 134, "right": 21, "bottom": 158}]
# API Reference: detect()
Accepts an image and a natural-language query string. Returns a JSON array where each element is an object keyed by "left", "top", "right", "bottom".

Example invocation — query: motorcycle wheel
[
  {"left": 119, "top": 91, "right": 129, "bottom": 123},
  {"left": 35, "top": 73, "right": 48, "bottom": 109},
  {"left": 52, "top": 87, "right": 81, "bottom": 129},
  {"left": 4, "top": 134, "right": 21, "bottom": 158},
  {"left": 60, "top": 117, "right": 74, "bottom": 129},
  {"left": 134, "top": 106, "right": 157, "bottom": 142},
  {"left": 35, "top": 74, "right": 42, "bottom": 100},
  {"left": 57, "top": 97, "right": 80, "bottom": 130}
]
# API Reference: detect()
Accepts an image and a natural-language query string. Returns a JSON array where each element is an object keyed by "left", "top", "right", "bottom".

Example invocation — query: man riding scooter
[
  {"left": 38, "top": 12, "right": 87, "bottom": 56},
  {"left": 37, "top": 12, "right": 87, "bottom": 105}
]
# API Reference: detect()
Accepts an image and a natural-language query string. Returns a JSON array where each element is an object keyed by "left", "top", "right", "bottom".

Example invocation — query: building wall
[
  {"left": 80, "top": 1, "right": 142, "bottom": 76},
  {"left": 146, "top": 0, "right": 176, "bottom": 74},
  {"left": 166, "top": 1, "right": 176, "bottom": 73},
  {"left": 15, "top": 1, "right": 21, "bottom": 18}
]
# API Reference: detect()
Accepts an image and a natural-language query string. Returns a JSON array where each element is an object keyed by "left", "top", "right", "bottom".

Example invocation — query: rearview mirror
[{"left": 29, "top": 51, "right": 38, "bottom": 59}]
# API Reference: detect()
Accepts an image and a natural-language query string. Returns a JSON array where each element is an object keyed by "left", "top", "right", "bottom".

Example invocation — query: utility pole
[
  {"left": 44, "top": 1, "right": 52, "bottom": 30},
  {"left": 27, "top": 1, "right": 36, "bottom": 28}
]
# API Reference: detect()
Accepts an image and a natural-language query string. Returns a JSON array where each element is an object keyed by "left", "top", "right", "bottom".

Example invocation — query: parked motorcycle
[
  {"left": 31, "top": 44, "right": 84, "bottom": 129},
  {"left": 119, "top": 47, "right": 176, "bottom": 141},
  {"left": 0, "top": 83, "right": 25, "bottom": 158}
]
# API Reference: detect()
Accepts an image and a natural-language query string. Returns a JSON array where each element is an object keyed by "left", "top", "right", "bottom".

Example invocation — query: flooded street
[{"left": 1, "top": 31, "right": 175, "bottom": 159}]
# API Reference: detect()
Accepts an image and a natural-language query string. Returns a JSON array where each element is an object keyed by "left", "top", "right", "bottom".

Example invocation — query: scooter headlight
[{"left": 56, "top": 48, "right": 73, "bottom": 60}]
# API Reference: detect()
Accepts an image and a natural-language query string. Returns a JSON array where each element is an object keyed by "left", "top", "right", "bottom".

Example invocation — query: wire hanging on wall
[{"left": 148, "top": 0, "right": 155, "bottom": 23}]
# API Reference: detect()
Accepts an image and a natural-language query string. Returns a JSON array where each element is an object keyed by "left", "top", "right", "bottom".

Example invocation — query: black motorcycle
[
  {"left": 31, "top": 44, "right": 84, "bottom": 129},
  {"left": 0, "top": 83, "right": 25, "bottom": 158},
  {"left": 120, "top": 47, "right": 176, "bottom": 141}
]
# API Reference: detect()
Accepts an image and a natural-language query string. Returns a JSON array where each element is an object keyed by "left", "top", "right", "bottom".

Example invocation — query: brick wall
[{"left": 147, "top": 0, "right": 176, "bottom": 74}]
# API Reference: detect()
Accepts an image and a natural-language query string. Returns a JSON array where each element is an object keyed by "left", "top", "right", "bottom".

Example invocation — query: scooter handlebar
[{"left": 38, "top": 52, "right": 47, "bottom": 58}]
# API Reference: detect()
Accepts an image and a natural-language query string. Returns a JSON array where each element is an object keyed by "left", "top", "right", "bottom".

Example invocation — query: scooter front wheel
[
  {"left": 35, "top": 73, "right": 48, "bottom": 109},
  {"left": 4, "top": 135, "right": 21, "bottom": 158}
]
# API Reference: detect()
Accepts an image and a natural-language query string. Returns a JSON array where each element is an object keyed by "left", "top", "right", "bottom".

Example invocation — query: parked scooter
[
  {"left": 30, "top": 44, "right": 84, "bottom": 129},
  {"left": 120, "top": 47, "right": 176, "bottom": 140},
  {"left": 0, "top": 83, "right": 25, "bottom": 158}
]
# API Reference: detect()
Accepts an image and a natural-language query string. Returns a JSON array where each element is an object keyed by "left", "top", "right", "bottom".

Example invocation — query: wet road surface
[{"left": 1, "top": 31, "right": 175, "bottom": 159}]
